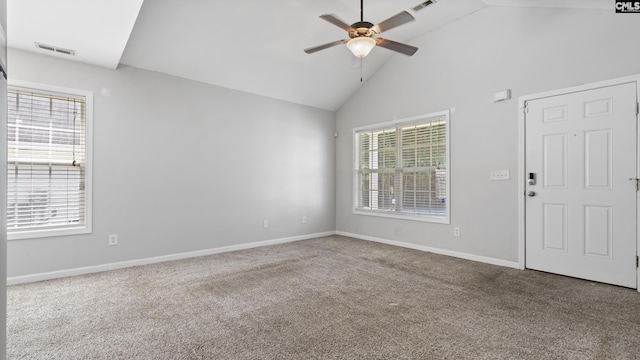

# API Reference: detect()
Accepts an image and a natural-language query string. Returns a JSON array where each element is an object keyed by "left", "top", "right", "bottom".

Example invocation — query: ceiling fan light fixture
[{"left": 347, "top": 37, "right": 376, "bottom": 58}]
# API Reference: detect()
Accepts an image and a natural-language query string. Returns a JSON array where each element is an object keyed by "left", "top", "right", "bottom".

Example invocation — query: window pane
[
  {"left": 378, "top": 172, "right": 395, "bottom": 211},
  {"left": 357, "top": 172, "right": 370, "bottom": 208},
  {"left": 379, "top": 148, "right": 396, "bottom": 169},
  {"left": 402, "top": 148, "right": 415, "bottom": 168},
  {"left": 403, "top": 172, "right": 415, "bottom": 191},
  {"left": 403, "top": 191, "right": 415, "bottom": 210},
  {"left": 417, "top": 146, "right": 431, "bottom": 167},
  {"left": 377, "top": 131, "right": 396, "bottom": 149},
  {"left": 401, "top": 169, "right": 447, "bottom": 215},
  {"left": 416, "top": 171, "right": 430, "bottom": 190}
]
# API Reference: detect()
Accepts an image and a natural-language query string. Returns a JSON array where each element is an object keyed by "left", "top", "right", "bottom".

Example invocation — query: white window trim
[
  {"left": 352, "top": 110, "right": 451, "bottom": 224},
  {"left": 7, "top": 80, "right": 93, "bottom": 240}
]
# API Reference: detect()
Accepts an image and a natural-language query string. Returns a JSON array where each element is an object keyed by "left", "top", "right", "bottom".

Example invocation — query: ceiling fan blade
[
  {"left": 319, "top": 14, "right": 355, "bottom": 32},
  {"left": 375, "top": 38, "right": 418, "bottom": 56},
  {"left": 304, "top": 39, "right": 348, "bottom": 54},
  {"left": 372, "top": 11, "right": 415, "bottom": 34}
]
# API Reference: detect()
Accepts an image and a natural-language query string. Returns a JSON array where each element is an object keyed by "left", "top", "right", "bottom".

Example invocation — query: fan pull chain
[{"left": 360, "top": 58, "right": 363, "bottom": 82}]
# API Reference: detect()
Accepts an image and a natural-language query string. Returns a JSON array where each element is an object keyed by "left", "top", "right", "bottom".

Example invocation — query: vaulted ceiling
[{"left": 7, "top": 0, "right": 611, "bottom": 111}]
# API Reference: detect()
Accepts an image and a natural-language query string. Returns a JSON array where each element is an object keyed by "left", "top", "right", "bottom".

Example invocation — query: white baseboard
[
  {"left": 8, "top": 230, "right": 520, "bottom": 285},
  {"left": 7, "top": 231, "right": 337, "bottom": 286},
  {"left": 336, "top": 231, "right": 521, "bottom": 269}
]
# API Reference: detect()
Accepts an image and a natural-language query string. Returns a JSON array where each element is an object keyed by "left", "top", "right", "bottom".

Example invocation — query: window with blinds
[
  {"left": 7, "top": 82, "right": 93, "bottom": 239},
  {"left": 354, "top": 111, "right": 450, "bottom": 223}
]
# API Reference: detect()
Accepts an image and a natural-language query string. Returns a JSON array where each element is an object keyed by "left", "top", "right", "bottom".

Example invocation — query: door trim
[{"left": 517, "top": 74, "right": 640, "bottom": 291}]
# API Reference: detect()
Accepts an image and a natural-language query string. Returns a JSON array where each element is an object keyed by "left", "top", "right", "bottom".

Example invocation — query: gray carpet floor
[{"left": 7, "top": 235, "right": 640, "bottom": 359}]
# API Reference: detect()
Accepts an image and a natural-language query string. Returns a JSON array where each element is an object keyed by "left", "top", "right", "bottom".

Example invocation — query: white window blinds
[
  {"left": 7, "top": 86, "right": 88, "bottom": 234},
  {"left": 354, "top": 111, "right": 450, "bottom": 223}
]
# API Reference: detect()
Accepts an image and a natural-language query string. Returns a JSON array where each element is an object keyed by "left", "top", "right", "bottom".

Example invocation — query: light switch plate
[{"left": 490, "top": 169, "right": 510, "bottom": 181}]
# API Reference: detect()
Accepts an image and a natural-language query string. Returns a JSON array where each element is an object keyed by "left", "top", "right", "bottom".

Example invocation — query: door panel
[
  {"left": 584, "top": 130, "right": 611, "bottom": 189},
  {"left": 543, "top": 203, "right": 567, "bottom": 252},
  {"left": 583, "top": 205, "right": 611, "bottom": 258},
  {"left": 543, "top": 134, "right": 567, "bottom": 188},
  {"left": 525, "top": 82, "right": 637, "bottom": 288}
]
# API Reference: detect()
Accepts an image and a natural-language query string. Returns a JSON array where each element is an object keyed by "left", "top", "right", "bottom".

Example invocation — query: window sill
[
  {"left": 7, "top": 225, "right": 92, "bottom": 241},
  {"left": 353, "top": 209, "right": 450, "bottom": 224}
]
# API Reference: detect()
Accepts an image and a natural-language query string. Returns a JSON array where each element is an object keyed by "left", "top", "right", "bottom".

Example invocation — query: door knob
[{"left": 527, "top": 191, "right": 536, "bottom": 197}]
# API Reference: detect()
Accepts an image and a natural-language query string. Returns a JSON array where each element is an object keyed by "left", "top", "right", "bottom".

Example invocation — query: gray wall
[
  {"left": 336, "top": 6, "right": 640, "bottom": 263},
  {"left": 7, "top": 49, "right": 336, "bottom": 278}
]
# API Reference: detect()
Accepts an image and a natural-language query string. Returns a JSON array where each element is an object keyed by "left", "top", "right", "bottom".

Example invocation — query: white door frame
[{"left": 517, "top": 74, "right": 640, "bottom": 292}]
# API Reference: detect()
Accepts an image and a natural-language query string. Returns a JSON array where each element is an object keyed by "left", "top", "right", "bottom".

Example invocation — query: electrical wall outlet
[
  {"left": 453, "top": 227, "right": 461, "bottom": 237},
  {"left": 108, "top": 234, "right": 118, "bottom": 246},
  {"left": 263, "top": 220, "right": 269, "bottom": 228},
  {"left": 302, "top": 216, "right": 307, "bottom": 224}
]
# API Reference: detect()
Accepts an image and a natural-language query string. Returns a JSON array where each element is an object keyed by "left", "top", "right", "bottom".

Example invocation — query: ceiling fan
[{"left": 304, "top": 0, "right": 432, "bottom": 58}]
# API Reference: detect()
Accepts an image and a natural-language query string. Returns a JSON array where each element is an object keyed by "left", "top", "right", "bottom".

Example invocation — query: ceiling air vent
[
  {"left": 34, "top": 42, "right": 76, "bottom": 56},
  {"left": 412, "top": 0, "right": 436, "bottom": 12}
]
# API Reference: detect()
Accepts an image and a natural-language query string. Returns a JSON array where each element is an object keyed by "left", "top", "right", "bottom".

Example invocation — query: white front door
[{"left": 525, "top": 82, "right": 638, "bottom": 288}]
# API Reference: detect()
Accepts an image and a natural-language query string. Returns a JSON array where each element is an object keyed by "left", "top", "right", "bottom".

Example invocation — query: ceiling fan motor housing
[
  {"left": 349, "top": 21, "right": 376, "bottom": 38},
  {"left": 304, "top": 6, "right": 420, "bottom": 57}
]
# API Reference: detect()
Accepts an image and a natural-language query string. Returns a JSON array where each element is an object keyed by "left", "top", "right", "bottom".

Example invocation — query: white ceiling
[
  {"left": 7, "top": 0, "right": 612, "bottom": 111},
  {"left": 8, "top": 0, "right": 144, "bottom": 69},
  {"left": 483, "top": 0, "right": 611, "bottom": 9}
]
